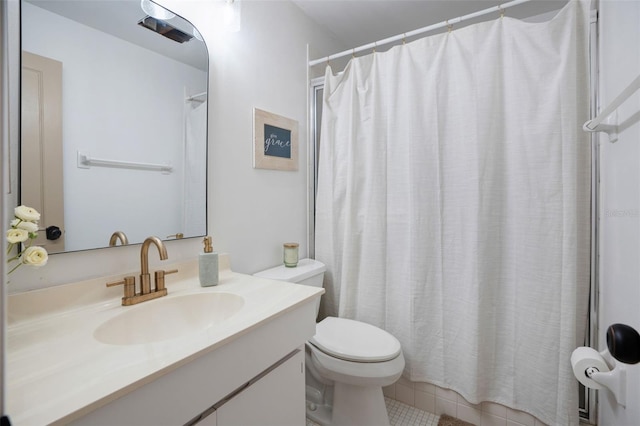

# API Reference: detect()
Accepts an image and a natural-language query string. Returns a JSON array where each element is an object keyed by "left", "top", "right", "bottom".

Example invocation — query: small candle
[{"left": 283, "top": 243, "right": 299, "bottom": 267}]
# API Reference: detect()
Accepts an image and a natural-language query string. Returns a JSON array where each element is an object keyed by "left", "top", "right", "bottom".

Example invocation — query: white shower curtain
[
  {"left": 183, "top": 100, "right": 207, "bottom": 236},
  {"left": 315, "top": 2, "right": 591, "bottom": 425}
]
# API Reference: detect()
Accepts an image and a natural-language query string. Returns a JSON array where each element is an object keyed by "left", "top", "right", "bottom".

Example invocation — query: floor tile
[{"left": 306, "top": 397, "right": 440, "bottom": 426}]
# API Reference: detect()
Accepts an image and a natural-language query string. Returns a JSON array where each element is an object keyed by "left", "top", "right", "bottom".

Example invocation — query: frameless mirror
[{"left": 19, "top": 0, "right": 208, "bottom": 254}]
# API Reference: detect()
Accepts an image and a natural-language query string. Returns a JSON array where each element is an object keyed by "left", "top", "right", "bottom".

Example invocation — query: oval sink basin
[{"left": 94, "top": 292, "right": 244, "bottom": 345}]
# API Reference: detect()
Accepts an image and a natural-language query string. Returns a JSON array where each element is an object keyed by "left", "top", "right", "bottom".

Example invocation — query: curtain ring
[
  {"left": 498, "top": 5, "right": 505, "bottom": 18},
  {"left": 352, "top": 48, "right": 355, "bottom": 59},
  {"left": 447, "top": 20, "right": 452, "bottom": 33},
  {"left": 402, "top": 33, "right": 407, "bottom": 45},
  {"left": 373, "top": 41, "right": 377, "bottom": 53}
]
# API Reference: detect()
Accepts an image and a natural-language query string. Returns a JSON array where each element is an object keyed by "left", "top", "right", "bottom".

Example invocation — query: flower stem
[{"left": 7, "top": 261, "right": 22, "bottom": 275}]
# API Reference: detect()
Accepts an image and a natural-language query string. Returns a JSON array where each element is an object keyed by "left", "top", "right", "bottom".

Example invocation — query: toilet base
[
  {"left": 332, "top": 382, "right": 390, "bottom": 426},
  {"left": 306, "top": 400, "right": 333, "bottom": 425},
  {"left": 306, "top": 382, "right": 390, "bottom": 426}
]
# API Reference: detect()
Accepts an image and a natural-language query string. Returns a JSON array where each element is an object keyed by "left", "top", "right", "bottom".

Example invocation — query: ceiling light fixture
[{"left": 222, "top": 0, "right": 241, "bottom": 32}]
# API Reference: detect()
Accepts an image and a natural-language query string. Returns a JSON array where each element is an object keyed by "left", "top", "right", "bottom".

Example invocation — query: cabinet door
[{"left": 216, "top": 350, "right": 305, "bottom": 426}]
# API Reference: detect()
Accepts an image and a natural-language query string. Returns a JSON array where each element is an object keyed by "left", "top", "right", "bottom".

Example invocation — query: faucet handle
[
  {"left": 106, "top": 276, "right": 136, "bottom": 299},
  {"left": 154, "top": 269, "right": 178, "bottom": 292}
]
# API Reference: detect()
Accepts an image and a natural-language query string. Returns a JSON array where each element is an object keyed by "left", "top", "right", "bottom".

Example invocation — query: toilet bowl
[{"left": 254, "top": 259, "right": 405, "bottom": 426}]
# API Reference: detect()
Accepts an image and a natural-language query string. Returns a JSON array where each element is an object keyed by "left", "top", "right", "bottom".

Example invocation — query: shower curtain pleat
[
  {"left": 314, "top": 2, "right": 590, "bottom": 425},
  {"left": 183, "top": 100, "right": 207, "bottom": 236}
]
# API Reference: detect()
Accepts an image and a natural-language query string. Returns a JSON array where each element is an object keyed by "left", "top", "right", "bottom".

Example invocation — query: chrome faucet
[{"left": 106, "top": 236, "right": 177, "bottom": 306}]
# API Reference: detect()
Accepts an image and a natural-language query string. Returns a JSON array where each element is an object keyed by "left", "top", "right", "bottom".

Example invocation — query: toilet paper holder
[
  {"left": 583, "top": 347, "right": 627, "bottom": 407},
  {"left": 572, "top": 323, "right": 640, "bottom": 408}
]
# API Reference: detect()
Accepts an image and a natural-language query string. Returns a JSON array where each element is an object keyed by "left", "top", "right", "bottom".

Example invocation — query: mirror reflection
[{"left": 20, "top": 0, "right": 208, "bottom": 254}]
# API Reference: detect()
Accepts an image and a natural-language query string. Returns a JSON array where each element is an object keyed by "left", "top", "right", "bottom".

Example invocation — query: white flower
[
  {"left": 11, "top": 219, "right": 39, "bottom": 233},
  {"left": 22, "top": 246, "right": 48, "bottom": 267},
  {"left": 6, "top": 228, "right": 29, "bottom": 244},
  {"left": 6, "top": 205, "right": 48, "bottom": 276},
  {"left": 14, "top": 205, "right": 40, "bottom": 222}
]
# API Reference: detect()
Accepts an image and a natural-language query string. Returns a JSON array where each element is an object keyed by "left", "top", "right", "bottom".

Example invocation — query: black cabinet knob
[{"left": 46, "top": 225, "right": 62, "bottom": 241}]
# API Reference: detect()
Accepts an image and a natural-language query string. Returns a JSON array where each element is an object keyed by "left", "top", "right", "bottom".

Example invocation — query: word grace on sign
[{"left": 263, "top": 124, "right": 292, "bottom": 159}]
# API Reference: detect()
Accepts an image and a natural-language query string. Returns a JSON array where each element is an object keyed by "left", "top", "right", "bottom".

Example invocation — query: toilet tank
[
  {"left": 253, "top": 258, "right": 326, "bottom": 287},
  {"left": 253, "top": 259, "right": 326, "bottom": 317}
]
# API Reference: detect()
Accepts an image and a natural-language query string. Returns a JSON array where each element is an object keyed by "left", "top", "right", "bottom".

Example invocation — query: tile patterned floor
[
  {"left": 386, "top": 398, "right": 440, "bottom": 426},
  {"left": 306, "top": 397, "right": 440, "bottom": 426}
]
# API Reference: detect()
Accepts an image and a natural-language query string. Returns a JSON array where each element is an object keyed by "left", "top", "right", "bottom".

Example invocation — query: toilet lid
[{"left": 310, "top": 317, "right": 402, "bottom": 363}]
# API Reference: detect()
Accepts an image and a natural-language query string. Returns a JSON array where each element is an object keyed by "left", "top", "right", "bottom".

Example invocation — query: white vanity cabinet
[
  {"left": 8, "top": 263, "right": 323, "bottom": 426},
  {"left": 64, "top": 284, "right": 317, "bottom": 426}
]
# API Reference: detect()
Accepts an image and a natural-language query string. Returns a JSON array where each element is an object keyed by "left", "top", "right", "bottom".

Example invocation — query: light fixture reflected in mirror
[
  {"left": 140, "top": 0, "right": 175, "bottom": 20},
  {"left": 192, "top": 27, "right": 203, "bottom": 42}
]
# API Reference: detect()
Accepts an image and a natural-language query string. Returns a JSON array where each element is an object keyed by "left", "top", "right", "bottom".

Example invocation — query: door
[{"left": 21, "top": 51, "right": 65, "bottom": 252}]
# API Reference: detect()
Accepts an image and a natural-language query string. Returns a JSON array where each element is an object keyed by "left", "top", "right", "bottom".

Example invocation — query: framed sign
[{"left": 253, "top": 108, "right": 299, "bottom": 171}]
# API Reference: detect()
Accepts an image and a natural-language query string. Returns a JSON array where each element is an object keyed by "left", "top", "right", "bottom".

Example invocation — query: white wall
[
  {"left": 598, "top": 1, "right": 640, "bottom": 425},
  {"left": 160, "top": 0, "right": 345, "bottom": 274},
  {"left": 22, "top": 2, "right": 207, "bottom": 251},
  {"left": 8, "top": 0, "right": 344, "bottom": 291}
]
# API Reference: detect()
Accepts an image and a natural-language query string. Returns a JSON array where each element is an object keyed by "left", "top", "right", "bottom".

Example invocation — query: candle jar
[{"left": 283, "top": 243, "right": 299, "bottom": 267}]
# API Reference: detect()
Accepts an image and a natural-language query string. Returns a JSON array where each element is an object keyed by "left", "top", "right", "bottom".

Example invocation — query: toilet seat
[
  {"left": 310, "top": 317, "right": 402, "bottom": 363},
  {"left": 306, "top": 341, "right": 405, "bottom": 388}
]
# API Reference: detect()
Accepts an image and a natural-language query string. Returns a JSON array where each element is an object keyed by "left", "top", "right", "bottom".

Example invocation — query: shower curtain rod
[{"left": 308, "top": 0, "right": 532, "bottom": 67}]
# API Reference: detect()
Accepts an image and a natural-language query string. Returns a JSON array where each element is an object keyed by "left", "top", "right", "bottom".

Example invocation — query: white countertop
[{"left": 6, "top": 257, "right": 323, "bottom": 425}]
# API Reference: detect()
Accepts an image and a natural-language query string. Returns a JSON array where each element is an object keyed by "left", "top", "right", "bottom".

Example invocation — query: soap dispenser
[{"left": 199, "top": 236, "right": 218, "bottom": 287}]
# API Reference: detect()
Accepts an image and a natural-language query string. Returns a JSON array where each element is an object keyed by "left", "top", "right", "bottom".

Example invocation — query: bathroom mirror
[{"left": 19, "top": 0, "right": 208, "bottom": 254}]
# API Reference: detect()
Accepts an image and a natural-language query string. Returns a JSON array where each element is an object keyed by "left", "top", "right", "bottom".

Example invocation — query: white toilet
[{"left": 254, "top": 258, "right": 405, "bottom": 426}]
